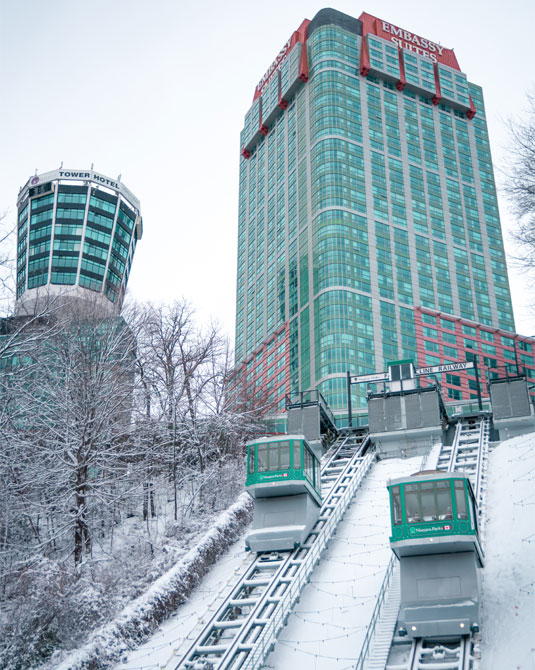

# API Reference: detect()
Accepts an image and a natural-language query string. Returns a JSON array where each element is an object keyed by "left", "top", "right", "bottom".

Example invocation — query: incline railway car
[
  {"left": 245, "top": 435, "right": 321, "bottom": 552},
  {"left": 387, "top": 471, "right": 483, "bottom": 638}
]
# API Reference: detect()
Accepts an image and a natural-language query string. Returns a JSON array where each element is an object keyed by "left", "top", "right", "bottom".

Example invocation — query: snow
[
  {"left": 50, "top": 493, "right": 253, "bottom": 670},
  {"left": 264, "top": 456, "right": 423, "bottom": 670},
  {"left": 60, "top": 433, "right": 535, "bottom": 670},
  {"left": 480, "top": 433, "right": 535, "bottom": 669},
  {"left": 111, "top": 455, "right": 422, "bottom": 670},
  {"left": 114, "top": 536, "right": 253, "bottom": 670}
]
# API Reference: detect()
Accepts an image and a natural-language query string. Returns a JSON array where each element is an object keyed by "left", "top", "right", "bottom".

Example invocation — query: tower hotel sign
[
  {"left": 57, "top": 170, "right": 119, "bottom": 189},
  {"left": 359, "top": 12, "right": 461, "bottom": 70},
  {"left": 18, "top": 167, "right": 140, "bottom": 209}
]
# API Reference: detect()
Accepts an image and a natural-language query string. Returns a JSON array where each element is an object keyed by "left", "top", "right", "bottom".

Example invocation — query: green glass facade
[{"left": 234, "top": 9, "right": 515, "bottom": 418}]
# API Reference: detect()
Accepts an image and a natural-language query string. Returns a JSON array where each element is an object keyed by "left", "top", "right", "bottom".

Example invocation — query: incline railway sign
[
  {"left": 352, "top": 360, "right": 475, "bottom": 384},
  {"left": 415, "top": 361, "right": 474, "bottom": 376}
]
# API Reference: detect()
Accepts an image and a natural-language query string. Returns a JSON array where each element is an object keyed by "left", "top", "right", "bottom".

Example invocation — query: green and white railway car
[
  {"left": 388, "top": 471, "right": 484, "bottom": 566},
  {"left": 387, "top": 471, "right": 483, "bottom": 639},
  {"left": 245, "top": 435, "right": 322, "bottom": 552}
]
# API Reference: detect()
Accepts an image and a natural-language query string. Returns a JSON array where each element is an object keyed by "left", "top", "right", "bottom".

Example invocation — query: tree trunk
[{"left": 74, "top": 465, "right": 91, "bottom": 565}]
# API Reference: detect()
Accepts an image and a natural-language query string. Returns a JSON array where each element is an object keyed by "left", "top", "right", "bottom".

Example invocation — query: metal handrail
[
  {"left": 446, "top": 399, "right": 492, "bottom": 416},
  {"left": 446, "top": 420, "right": 463, "bottom": 472},
  {"left": 354, "top": 554, "right": 398, "bottom": 670},
  {"left": 474, "top": 418, "right": 490, "bottom": 545}
]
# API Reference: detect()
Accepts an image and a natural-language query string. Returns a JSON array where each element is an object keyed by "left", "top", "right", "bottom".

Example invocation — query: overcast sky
[{"left": 1, "top": 0, "right": 534, "bottom": 340}]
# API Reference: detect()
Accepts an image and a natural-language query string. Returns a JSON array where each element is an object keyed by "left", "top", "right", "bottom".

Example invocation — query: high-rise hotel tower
[
  {"left": 16, "top": 168, "right": 142, "bottom": 316},
  {"left": 234, "top": 9, "right": 535, "bottom": 422}
]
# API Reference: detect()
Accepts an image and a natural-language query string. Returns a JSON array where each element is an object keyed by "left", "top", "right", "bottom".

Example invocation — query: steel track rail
[
  {"left": 403, "top": 634, "right": 475, "bottom": 670},
  {"left": 361, "top": 415, "right": 490, "bottom": 670},
  {"left": 173, "top": 432, "right": 373, "bottom": 670}
]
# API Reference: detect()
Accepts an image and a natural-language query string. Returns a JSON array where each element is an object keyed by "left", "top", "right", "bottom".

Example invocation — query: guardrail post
[
  {"left": 473, "top": 356, "right": 483, "bottom": 412},
  {"left": 347, "top": 370, "right": 353, "bottom": 428}
]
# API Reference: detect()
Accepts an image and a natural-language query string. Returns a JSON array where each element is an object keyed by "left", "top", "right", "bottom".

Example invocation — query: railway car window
[
  {"left": 468, "top": 489, "right": 479, "bottom": 534},
  {"left": 454, "top": 480, "right": 468, "bottom": 519},
  {"left": 303, "top": 447, "right": 313, "bottom": 483},
  {"left": 468, "top": 491, "right": 477, "bottom": 531},
  {"left": 293, "top": 441, "right": 301, "bottom": 469},
  {"left": 248, "top": 447, "right": 255, "bottom": 474},
  {"left": 391, "top": 486, "right": 402, "bottom": 525},
  {"left": 405, "top": 484, "right": 421, "bottom": 523},
  {"left": 420, "top": 482, "right": 437, "bottom": 521},
  {"left": 436, "top": 481, "right": 452, "bottom": 519},
  {"left": 257, "top": 444, "right": 269, "bottom": 472},
  {"left": 257, "top": 441, "right": 292, "bottom": 472},
  {"left": 279, "top": 441, "right": 291, "bottom": 470}
]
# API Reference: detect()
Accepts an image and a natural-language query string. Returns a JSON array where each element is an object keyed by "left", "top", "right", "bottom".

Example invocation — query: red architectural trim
[
  {"left": 253, "top": 19, "right": 310, "bottom": 101},
  {"left": 396, "top": 48, "right": 406, "bottom": 91},
  {"left": 432, "top": 62, "right": 442, "bottom": 105},
  {"left": 299, "top": 27, "right": 310, "bottom": 83},
  {"left": 360, "top": 34, "right": 370, "bottom": 77},
  {"left": 278, "top": 69, "right": 288, "bottom": 109},
  {"left": 466, "top": 94, "right": 477, "bottom": 120}
]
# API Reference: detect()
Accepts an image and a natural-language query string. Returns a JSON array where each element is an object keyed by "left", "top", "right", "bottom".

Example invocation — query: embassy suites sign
[
  {"left": 255, "top": 37, "right": 292, "bottom": 96},
  {"left": 253, "top": 18, "right": 309, "bottom": 100},
  {"left": 359, "top": 11, "right": 461, "bottom": 70},
  {"left": 381, "top": 21, "right": 446, "bottom": 62}
]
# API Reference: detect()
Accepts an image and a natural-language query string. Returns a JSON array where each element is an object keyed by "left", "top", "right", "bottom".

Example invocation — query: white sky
[{"left": 1, "top": 0, "right": 534, "bottom": 340}]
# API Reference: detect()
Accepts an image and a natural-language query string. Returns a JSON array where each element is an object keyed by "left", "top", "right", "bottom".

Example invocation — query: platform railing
[
  {"left": 285, "top": 389, "right": 337, "bottom": 430},
  {"left": 445, "top": 398, "right": 492, "bottom": 416}
]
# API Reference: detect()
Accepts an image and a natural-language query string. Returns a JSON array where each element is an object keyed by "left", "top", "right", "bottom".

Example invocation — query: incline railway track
[
  {"left": 436, "top": 415, "right": 490, "bottom": 537},
  {"left": 384, "top": 635, "right": 478, "bottom": 669},
  {"left": 361, "top": 414, "right": 490, "bottom": 670},
  {"left": 173, "top": 430, "right": 374, "bottom": 670}
]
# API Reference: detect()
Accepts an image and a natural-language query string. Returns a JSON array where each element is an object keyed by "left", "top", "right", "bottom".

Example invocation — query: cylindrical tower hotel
[{"left": 16, "top": 168, "right": 142, "bottom": 315}]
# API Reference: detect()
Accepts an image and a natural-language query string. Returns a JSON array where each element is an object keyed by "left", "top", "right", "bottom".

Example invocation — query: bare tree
[
  {"left": 504, "top": 91, "right": 535, "bottom": 271},
  {"left": 1, "top": 302, "right": 136, "bottom": 567},
  {"left": 130, "top": 300, "right": 225, "bottom": 518},
  {"left": 0, "top": 296, "right": 263, "bottom": 667}
]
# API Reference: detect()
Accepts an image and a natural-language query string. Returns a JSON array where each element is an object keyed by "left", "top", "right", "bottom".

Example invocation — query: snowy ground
[
  {"left": 110, "top": 434, "right": 535, "bottom": 670},
  {"left": 113, "top": 454, "right": 423, "bottom": 670},
  {"left": 480, "top": 433, "right": 535, "bottom": 669},
  {"left": 47, "top": 492, "right": 252, "bottom": 670},
  {"left": 114, "top": 534, "right": 254, "bottom": 670},
  {"left": 264, "top": 455, "right": 422, "bottom": 670}
]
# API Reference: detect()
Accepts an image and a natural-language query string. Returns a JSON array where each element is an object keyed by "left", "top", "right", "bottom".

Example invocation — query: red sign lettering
[
  {"left": 359, "top": 12, "right": 461, "bottom": 70},
  {"left": 253, "top": 19, "right": 310, "bottom": 100}
]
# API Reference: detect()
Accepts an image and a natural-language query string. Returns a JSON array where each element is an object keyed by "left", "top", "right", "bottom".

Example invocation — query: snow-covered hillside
[
  {"left": 112, "top": 455, "right": 423, "bottom": 670},
  {"left": 480, "top": 433, "right": 535, "bottom": 669},
  {"left": 264, "top": 456, "right": 422, "bottom": 669},
  {"left": 88, "top": 435, "right": 534, "bottom": 670}
]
